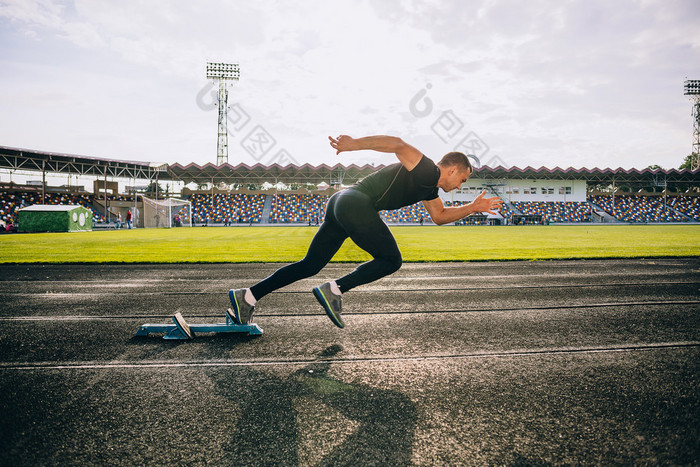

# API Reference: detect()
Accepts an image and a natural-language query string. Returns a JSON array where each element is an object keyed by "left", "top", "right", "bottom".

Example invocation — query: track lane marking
[
  {"left": 2, "top": 280, "right": 698, "bottom": 296},
  {"left": 1, "top": 342, "right": 698, "bottom": 371},
  {"left": 0, "top": 299, "right": 698, "bottom": 321}
]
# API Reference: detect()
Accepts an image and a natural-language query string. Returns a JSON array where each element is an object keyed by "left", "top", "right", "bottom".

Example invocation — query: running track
[{"left": 0, "top": 259, "right": 698, "bottom": 465}]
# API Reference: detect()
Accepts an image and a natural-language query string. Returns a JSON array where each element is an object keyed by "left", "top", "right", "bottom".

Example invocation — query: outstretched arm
[
  {"left": 422, "top": 191, "right": 503, "bottom": 225},
  {"left": 328, "top": 135, "right": 424, "bottom": 171}
]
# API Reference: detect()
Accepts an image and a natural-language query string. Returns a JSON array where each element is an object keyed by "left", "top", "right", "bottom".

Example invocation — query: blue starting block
[{"left": 136, "top": 310, "right": 263, "bottom": 340}]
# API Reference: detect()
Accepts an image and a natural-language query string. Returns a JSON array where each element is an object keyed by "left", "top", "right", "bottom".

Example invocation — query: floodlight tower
[
  {"left": 683, "top": 79, "right": 700, "bottom": 170},
  {"left": 206, "top": 62, "right": 240, "bottom": 166}
]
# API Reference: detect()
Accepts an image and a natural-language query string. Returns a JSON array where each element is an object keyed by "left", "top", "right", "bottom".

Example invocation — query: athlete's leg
[
  {"left": 332, "top": 190, "right": 402, "bottom": 293},
  {"left": 248, "top": 194, "right": 347, "bottom": 300}
]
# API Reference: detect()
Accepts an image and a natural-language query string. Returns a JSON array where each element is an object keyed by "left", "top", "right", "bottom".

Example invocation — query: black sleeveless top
[{"left": 352, "top": 155, "right": 440, "bottom": 211}]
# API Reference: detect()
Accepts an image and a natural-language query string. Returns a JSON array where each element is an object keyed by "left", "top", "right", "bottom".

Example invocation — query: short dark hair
[{"left": 438, "top": 152, "right": 473, "bottom": 172}]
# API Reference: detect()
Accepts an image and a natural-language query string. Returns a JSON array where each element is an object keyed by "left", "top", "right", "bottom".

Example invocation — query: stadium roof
[
  {"left": 1, "top": 145, "right": 699, "bottom": 187},
  {"left": 167, "top": 161, "right": 382, "bottom": 185},
  {"left": 0, "top": 145, "right": 169, "bottom": 180},
  {"left": 167, "top": 162, "right": 700, "bottom": 187},
  {"left": 474, "top": 165, "right": 700, "bottom": 184}
]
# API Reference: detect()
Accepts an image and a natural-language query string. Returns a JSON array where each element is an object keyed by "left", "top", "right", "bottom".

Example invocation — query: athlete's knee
[
  {"left": 296, "top": 254, "right": 326, "bottom": 276},
  {"left": 382, "top": 252, "right": 402, "bottom": 274}
]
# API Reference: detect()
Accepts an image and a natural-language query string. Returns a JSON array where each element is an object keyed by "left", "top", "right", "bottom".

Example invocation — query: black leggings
[{"left": 250, "top": 189, "right": 402, "bottom": 300}]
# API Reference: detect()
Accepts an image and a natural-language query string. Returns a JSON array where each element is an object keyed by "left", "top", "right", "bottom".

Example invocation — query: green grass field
[{"left": 1, "top": 225, "right": 699, "bottom": 263}]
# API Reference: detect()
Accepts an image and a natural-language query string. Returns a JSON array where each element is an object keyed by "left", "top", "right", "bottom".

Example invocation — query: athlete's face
[{"left": 441, "top": 166, "right": 472, "bottom": 192}]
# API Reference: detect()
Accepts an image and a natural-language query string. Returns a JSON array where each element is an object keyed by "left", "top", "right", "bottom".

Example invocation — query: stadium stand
[
  {"left": 269, "top": 193, "right": 328, "bottom": 224},
  {"left": 666, "top": 196, "right": 700, "bottom": 221},
  {"left": 190, "top": 193, "right": 266, "bottom": 224},
  {"left": 588, "top": 195, "right": 688, "bottom": 223},
  {"left": 511, "top": 201, "right": 592, "bottom": 223},
  {"left": 3, "top": 187, "right": 700, "bottom": 229},
  {"left": 499, "top": 203, "right": 515, "bottom": 220},
  {"left": 2, "top": 146, "right": 699, "bottom": 229},
  {"left": 382, "top": 202, "right": 431, "bottom": 224}
]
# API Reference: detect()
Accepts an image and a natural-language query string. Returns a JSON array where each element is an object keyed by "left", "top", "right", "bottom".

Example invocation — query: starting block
[{"left": 136, "top": 310, "right": 263, "bottom": 340}]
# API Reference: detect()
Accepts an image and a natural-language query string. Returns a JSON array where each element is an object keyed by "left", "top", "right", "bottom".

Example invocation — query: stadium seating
[
  {"left": 499, "top": 203, "right": 515, "bottom": 220},
  {"left": 666, "top": 196, "right": 700, "bottom": 221},
  {"left": 3, "top": 187, "right": 699, "bottom": 228},
  {"left": 381, "top": 202, "right": 431, "bottom": 223},
  {"left": 588, "top": 195, "right": 687, "bottom": 223},
  {"left": 269, "top": 193, "right": 328, "bottom": 223},
  {"left": 511, "top": 201, "right": 592, "bottom": 223},
  {"left": 190, "top": 193, "right": 266, "bottom": 224}
]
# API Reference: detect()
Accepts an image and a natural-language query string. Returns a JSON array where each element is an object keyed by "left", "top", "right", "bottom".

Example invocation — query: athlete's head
[{"left": 437, "top": 151, "right": 473, "bottom": 192}]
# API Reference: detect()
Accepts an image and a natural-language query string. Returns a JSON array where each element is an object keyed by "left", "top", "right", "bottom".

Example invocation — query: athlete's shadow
[{"left": 212, "top": 344, "right": 417, "bottom": 466}]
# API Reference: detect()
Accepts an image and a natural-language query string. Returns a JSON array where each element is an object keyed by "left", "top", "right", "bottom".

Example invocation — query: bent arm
[
  {"left": 422, "top": 191, "right": 503, "bottom": 225},
  {"left": 422, "top": 198, "right": 479, "bottom": 225},
  {"left": 329, "top": 135, "right": 423, "bottom": 171}
]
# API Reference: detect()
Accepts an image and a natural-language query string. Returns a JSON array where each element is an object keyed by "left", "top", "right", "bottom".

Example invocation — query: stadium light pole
[
  {"left": 683, "top": 79, "right": 700, "bottom": 171},
  {"left": 206, "top": 62, "right": 240, "bottom": 166}
]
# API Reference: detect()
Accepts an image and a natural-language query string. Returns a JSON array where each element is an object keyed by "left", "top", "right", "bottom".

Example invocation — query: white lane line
[
  {"left": 2, "top": 280, "right": 698, "bottom": 296},
  {"left": 1, "top": 341, "right": 698, "bottom": 371},
  {"left": 0, "top": 299, "right": 698, "bottom": 321}
]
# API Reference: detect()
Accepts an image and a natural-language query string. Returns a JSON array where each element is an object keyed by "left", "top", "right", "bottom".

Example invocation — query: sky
[{"left": 1, "top": 0, "right": 699, "bottom": 174}]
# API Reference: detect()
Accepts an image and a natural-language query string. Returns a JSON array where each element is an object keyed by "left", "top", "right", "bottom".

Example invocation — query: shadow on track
[{"left": 212, "top": 344, "right": 418, "bottom": 465}]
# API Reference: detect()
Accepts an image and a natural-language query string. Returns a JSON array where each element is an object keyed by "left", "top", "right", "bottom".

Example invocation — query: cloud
[{"left": 0, "top": 0, "right": 65, "bottom": 28}]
